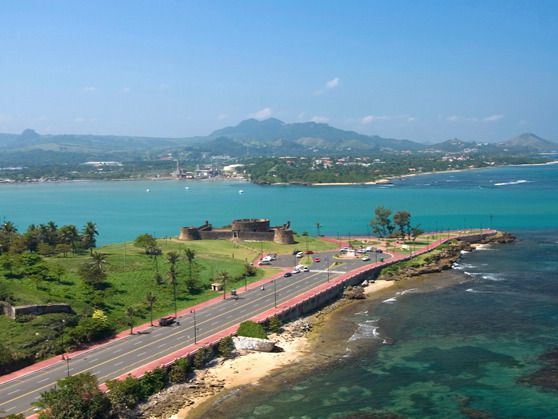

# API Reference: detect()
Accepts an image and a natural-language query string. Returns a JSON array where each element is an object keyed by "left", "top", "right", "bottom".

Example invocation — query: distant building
[{"left": 179, "top": 218, "right": 295, "bottom": 244}]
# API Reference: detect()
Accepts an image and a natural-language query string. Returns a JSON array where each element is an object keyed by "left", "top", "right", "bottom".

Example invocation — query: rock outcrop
[{"left": 233, "top": 336, "right": 276, "bottom": 352}]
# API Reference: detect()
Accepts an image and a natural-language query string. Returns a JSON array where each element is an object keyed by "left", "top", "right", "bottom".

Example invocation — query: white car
[
  {"left": 361, "top": 256, "right": 371, "bottom": 261},
  {"left": 302, "top": 266, "right": 310, "bottom": 272},
  {"left": 291, "top": 268, "right": 301, "bottom": 274},
  {"left": 296, "top": 252, "right": 304, "bottom": 258}
]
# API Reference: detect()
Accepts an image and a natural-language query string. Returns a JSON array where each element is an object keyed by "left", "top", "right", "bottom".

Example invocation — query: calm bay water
[
  {"left": 2, "top": 164, "right": 558, "bottom": 418},
  {"left": 0, "top": 164, "right": 557, "bottom": 244}
]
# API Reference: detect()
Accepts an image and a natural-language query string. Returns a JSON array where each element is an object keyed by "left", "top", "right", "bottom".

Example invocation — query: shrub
[
  {"left": 169, "top": 358, "right": 192, "bottom": 384},
  {"left": 106, "top": 376, "right": 144, "bottom": 411},
  {"left": 140, "top": 367, "right": 169, "bottom": 396},
  {"left": 218, "top": 336, "right": 235, "bottom": 358},
  {"left": 237, "top": 320, "right": 267, "bottom": 339},
  {"left": 193, "top": 346, "right": 214, "bottom": 369},
  {"left": 267, "top": 315, "right": 282, "bottom": 334}
]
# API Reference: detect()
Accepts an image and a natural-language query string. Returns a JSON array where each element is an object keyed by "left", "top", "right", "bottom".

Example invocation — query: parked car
[
  {"left": 283, "top": 272, "right": 292, "bottom": 278},
  {"left": 291, "top": 268, "right": 301, "bottom": 274},
  {"left": 314, "top": 257, "right": 321, "bottom": 263},
  {"left": 375, "top": 249, "right": 383, "bottom": 253},
  {"left": 296, "top": 251, "right": 304, "bottom": 258},
  {"left": 292, "top": 249, "right": 301, "bottom": 255},
  {"left": 158, "top": 316, "right": 176, "bottom": 326},
  {"left": 361, "top": 256, "right": 371, "bottom": 261},
  {"left": 305, "top": 250, "right": 314, "bottom": 254},
  {"left": 302, "top": 266, "right": 310, "bottom": 272},
  {"left": 258, "top": 260, "right": 271, "bottom": 265}
]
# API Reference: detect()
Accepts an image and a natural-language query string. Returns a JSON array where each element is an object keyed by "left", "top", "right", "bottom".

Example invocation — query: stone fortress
[{"left": 179, "top": 218, "right": 295, "bottom": 244}]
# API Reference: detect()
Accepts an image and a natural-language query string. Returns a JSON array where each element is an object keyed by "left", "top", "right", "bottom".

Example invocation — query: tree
[
  {"left": 267, "top": 315, "right": 282, "bottom": 334},
  {"left": 50, "top": 262, "right": 66, "bottom": 283},
  {"left": 218, "top": 336, "right": 235, "bottom": 358},
  {"left": 410, "top": 225, "right": 424, "bottom": 242},
  {"left": 134, "top": 234, "right": 158, "bottom": 254},
  {"left": 82, "top": 222, "right": 99, "bottom": 255},
  {"left": 34, "top": 372, "right": 112, "bottom": 419},
  {"left": 183, "top": 248, "right": 202, "bottom": 293},
  {"left": 243, "top": 262, "right": 257, "bottom": 277},
  {"left": 78, "top": 262, "right": 106, "bottom": 289},
  {"left": 105, "top": 376, "right": 144, "bottom": 413},
  {"left": 55, "top": 243, "right": 72, "bottom": 257},
  {"left": 169, "top": 358, "right": 191, "bottom": 384},
  {"left": 166, "top": 251, "right": 180, "bottom": 317},
  {"left": 215, "top": 271, "right": 231, "bottom": 299},
  {"left": 146, "top": 292, "right": 157, "bottom": 326},
  {"left": 90, "top": 252, "right": 107, "bottom": 271},
  {"left": 393, "top": 210, "right": 411, "bottom": 240},
  {"left": 126, "top": 306, "right": 136, "bottom": 335},
  {"left": 153, "top": 272, "right": 164, "bottom": 285},
  {"left": 59, "top": 225, "right": 80, "bottom": 254},
  {"left": 315, "top": 222, "right": 322, "bottom": 237},
  {"left": 370, "top": 206, "right": 394, "bottom": 238}
]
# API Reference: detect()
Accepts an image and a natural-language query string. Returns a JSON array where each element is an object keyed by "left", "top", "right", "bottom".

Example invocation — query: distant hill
[
  {"left": 200, "top": 118, "right": 422, "bottom": 155},
  {"left": 498, "top": 133, "right": 558, "bottom": 152},
  {"left": 426, "top": 138, "right": 480, "bottom": 152}
]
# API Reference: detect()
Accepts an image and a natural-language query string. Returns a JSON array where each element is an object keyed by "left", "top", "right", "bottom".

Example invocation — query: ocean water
[
  {"left": 223, "top": 230, "right": 558, "bottom": 418},
  {"left": 1, "top": 164, "right": 558, "bottom": 418},
  {"left": 0, "top": 164, "right": 557, "bottom": 244}
]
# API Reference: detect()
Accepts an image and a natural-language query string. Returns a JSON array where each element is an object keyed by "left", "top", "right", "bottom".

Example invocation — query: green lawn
[
  {"left": 0, "top": 238, "right": 285, "bottom": 360},
  {"left": 241, "top": 234, "right": 338, "bottom": 254}
]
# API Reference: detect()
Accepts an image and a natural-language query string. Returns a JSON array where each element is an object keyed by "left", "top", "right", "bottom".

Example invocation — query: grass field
[{"left": 0, "top": 238, "right": 291, "bottom": 358}]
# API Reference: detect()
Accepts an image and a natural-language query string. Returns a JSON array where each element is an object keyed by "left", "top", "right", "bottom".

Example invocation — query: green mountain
[
  {"left": 498, "top": 133, "right": 558, "bottom": 152},
  {"left": 199, "top": 118, "right": 422, "bottom": 155}
]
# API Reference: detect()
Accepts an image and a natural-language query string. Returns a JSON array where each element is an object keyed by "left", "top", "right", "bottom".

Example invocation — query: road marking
[
  {"left": 0, "top": 266, "right": 343, "bottom": 410},
  {"left": 37, "top": 378, "right": 49, "bottom": 384},
  {"left": 7, "top": 389, "right": 20, "bottom": 395}
]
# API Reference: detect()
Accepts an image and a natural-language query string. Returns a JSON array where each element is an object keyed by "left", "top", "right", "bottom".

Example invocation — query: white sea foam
[
  {"left": 349, "top": 321, "right": 380, "bottom": 341},
  {"left": 494, "top": 179, "right": 530, "bottom": 186},
  {"left": 481, "top": 273, "right": 506, "bottom": 281},
  {"left": 383, "top": 297, "right": 397, "bottom": 304},
  {"left": 396, "top": 288, "right": 418, "bottom": 296},
  {"left": 474, "top": 244, "right": 493, "bottom": 251}
]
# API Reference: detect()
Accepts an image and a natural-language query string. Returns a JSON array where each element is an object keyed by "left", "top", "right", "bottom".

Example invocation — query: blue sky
[{"left": 0, "top": 1, "right": 556, "bottom": 142}]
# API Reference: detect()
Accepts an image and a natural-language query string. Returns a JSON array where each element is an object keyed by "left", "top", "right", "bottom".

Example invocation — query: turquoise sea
[
  {"left": 1, "top": 164, "right": 558, "bottom": 418},
  {"left": 0, "top": 164, "right": 557, "bottom": 244}
]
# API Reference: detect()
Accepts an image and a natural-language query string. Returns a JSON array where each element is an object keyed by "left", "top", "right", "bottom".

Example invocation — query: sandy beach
[{"left": 137, "top": 280, "right": 396, "bottom": 419}]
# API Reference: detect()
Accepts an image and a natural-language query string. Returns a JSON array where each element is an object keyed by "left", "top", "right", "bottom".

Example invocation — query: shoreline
[
  {"left": 2, "top": 160, "right": 556, "bottom": 187},
  {"left": 136, "top": 281, "right": 395, "bottom": 419}
]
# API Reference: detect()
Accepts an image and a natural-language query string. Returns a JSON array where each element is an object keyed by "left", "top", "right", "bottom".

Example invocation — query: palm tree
[
  {"left": 146, "top": 292, "right": 157, "bottom": 326},
  {"left": 82, "top": 222, "right": 99, "bottom": 255},
  {"left": 1, "top": 221, "right": 17, "bottom": 234},
  {"left": 183, "top": 248, "right": 196, "bottom": 282},
  {"left": 315, "top": 222, "right": 322, "bottom": 237},
  {"left": 90, "top": 252, "right": 107, "bottom": 272},
  {"left": 59, "top": 225, "right": 80, "bottom": 253},
  {"left": 167, "top": 251, "right": 180, "bottom": 317},
  {"left": 126, "top": 306, "right": 136, "bottom": 335},
  {"left": 215, "top": 271, "right": 231, "bottom": 300}
]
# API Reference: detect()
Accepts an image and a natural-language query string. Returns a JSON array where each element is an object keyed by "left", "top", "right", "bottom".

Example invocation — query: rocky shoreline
[
  {"left": 132, "top": 232, "right": 515, "bottom": 418},
  {"left": 379, "top": 231, "right": 515, "bottom": 282}
]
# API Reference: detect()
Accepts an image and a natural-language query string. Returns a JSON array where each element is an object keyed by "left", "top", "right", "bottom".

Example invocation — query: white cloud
[
  {"left": 83, "top": 86, "right": 97, "bottom": 92},
  {"left": 311, "top": 115, "right": 329, "bottom": 124},
  {"left": 315, "top": 77, "right": 340, "bottom": 95},
  {"left": 482, "top": 114, "right": 503, "bottom": 122},
  {"left": 217, "top": 113, "right": 229, "bottom": 121},
  {"left": 248, "top": 107, "right": 273, "bottom": 120},
  {"left": 360, "top": 115, "right": 389, "bottom": 124},
  {"left": 447, "top": 114, "right": 504, "bottom": 123},
  {"left": 325, "top": 77, "right": 339, "bottom": 89}
]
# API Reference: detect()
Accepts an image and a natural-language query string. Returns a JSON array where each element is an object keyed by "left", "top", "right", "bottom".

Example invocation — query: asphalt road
[{"left": 0, "top": 250, "right": 390, "bottom": 417}]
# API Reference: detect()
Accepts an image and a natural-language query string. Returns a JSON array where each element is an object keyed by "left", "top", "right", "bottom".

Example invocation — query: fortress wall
[
  {"left": 2, "top": 303, "right": 73, "bottom": 319},
  {"left": 199, "top": 231, "right": 233, "bottom": 240},
  {"left": 238, "top": 231, "right": 275, "bottom": 241},
  {"left": 274, "top": 229, "right": 295, "bottom": 244},
  {"left": 232, "top": 219, "right": 270, "bottom": 232},
  {"left": 179, "top": 227, "right": 201, "bottom": 241}
]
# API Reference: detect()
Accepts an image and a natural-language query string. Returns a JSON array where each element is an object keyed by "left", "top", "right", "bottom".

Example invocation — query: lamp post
[
  {"left": 190, "top": 310, "right": 197, "bottom": 344},
  {"left": 326, "top": 257, "right": 330, "bottom": 282},
  {"left": 61, "top": 354, "right": 70, "bottom": 377}
]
